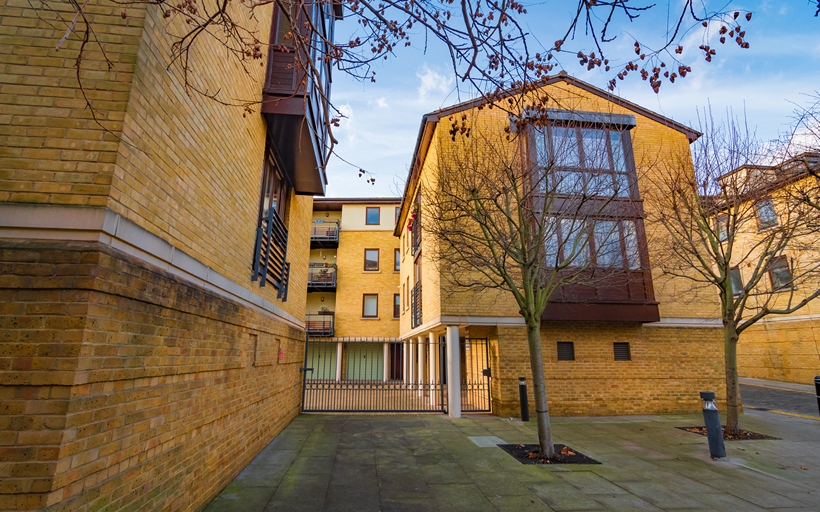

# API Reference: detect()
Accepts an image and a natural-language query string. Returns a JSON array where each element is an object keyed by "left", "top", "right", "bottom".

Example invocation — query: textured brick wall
[
  {"left": 489, "top": 323, "right": 725, "bottom": 417},
  {"left": 738, "top": 319, "right": 820, "bottom": 385},
  {"left": 335, "top": 230, "right": 400, "bottom": 338},
  {"left": 0, "top": 240, "right": 303, "bottom": 511}
]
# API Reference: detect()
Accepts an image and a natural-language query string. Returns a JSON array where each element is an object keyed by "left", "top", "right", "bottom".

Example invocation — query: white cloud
[{"left": 416, "top": 64, "right": 454, "bottom": 102}]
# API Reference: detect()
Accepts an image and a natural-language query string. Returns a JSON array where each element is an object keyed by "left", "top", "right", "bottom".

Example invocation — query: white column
[
  {"left": 446, "top": 325, "right": 461, "bottom": 418},
  {"left": 383, "top": 342, "right": 389, "bottom": 382},
  {"left": 428, "top": 332, "right": 437, "bottom": 406},
  {"left": 335, "top": 342, "right": 343, "bottom": 382},
  {"left": 417, "top": 336, "right": 426, "bottom": 397}
]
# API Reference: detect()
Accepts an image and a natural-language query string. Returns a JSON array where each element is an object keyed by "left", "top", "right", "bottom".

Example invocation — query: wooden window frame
[
  {"left": 394, "top": 248, "right": 400, "bottom": 271},
  {"left": 755, "top": 198, "right": 778, "bottom": 230},
  {"left": 393, "top": 294, "right": 401, "bottom": 318},
  {"left": 366, "top": 207, "right": 380, "bottom": 225},
  {"left": 362, "top": 294, "right": 379, "bottom": 318},
  {"left": 729, "top": 267, "right": 743, "bottom": 296},
  {"left": 395, "top": 206, "right": 401, "bottom": 224},
  {"left": 716, "top": 214, "right": 729, "bottom": 242},
  {"left": 364, "top": 248, "right": 379, "bottom": 271},
  {"left": 768, "top": 256, "right": 793, "bottom": 290}
]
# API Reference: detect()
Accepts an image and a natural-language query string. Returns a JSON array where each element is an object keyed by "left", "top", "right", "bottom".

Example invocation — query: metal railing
[
  {"left": 307, "top": 265, "right": 337, "bottom": 288},
  {"left": 411, "top": 282, "right": 422, "bottom": 328},
  {"left": 251, "top": 208, "right": 289, "bottom": 300},
  {"left": 311, "top": 222, "right": 339, "bottom": 243},
  {"left": 306, "top": 312, "right": 334, "bottom": 336}
]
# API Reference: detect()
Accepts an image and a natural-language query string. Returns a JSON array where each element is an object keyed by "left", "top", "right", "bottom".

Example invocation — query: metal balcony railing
[
  {"left": 251, "top": 208, "right": 289, "bottom": 300},
  {"left": 411, "top": 282, "right": 422, "bottom": 328},
  {"left": 306, "top": 312, "right": 335, "bottom": 337},
  {"left": 308, "top": 264, "right": 337, "bottom": 290},
  {"left": 311, "top": 222, "right": 339, "bottom": 242}
]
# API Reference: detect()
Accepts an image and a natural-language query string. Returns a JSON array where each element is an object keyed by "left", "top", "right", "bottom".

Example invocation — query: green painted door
[
  {"left": 345, "top": 343, "right": 384, "bottom": 380},
  {"left": 306, "top": 343, "right": 337, "bottom": 380}
]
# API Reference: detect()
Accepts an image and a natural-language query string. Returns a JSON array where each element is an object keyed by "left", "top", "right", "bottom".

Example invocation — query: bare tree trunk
[
  {"left": 526, "top": 319, "right": 555, "bottom": 458},
  {"left": 723, "top": 323, "right": 741, "bottom": 436}
]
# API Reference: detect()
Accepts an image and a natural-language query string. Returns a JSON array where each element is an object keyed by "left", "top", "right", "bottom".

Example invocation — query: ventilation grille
[
  {"left": 557, "top": 342, "right": 575, "bottom": 361},
  {"left": 613, "top": 342, "right": 631, "bottom": 361}
]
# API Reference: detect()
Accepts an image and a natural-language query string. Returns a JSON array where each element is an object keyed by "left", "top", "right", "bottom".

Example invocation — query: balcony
[
  {"left": 411, "top": 282, "right": 422, "bottom": 328},
  {"left": 306, "top": 312, "right": 335, "bottom": 337},
  {"left": 310, "top": 221, "right": 339, "bottom": 249},
  {"left": 308, "top": 264, "right": 337, "bottom": 292},
  {"left": 251, "top": 207, "right": 290, "bottom": 300}
]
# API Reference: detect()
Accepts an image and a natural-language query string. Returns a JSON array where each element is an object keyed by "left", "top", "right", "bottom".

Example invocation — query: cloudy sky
[{"left": 323, "top": 1, "right": 820, "bottom": 198}]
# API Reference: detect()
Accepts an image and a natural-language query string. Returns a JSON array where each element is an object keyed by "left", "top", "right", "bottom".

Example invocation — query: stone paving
[{"left": 203, "top": 406, "right": 819, "bottom": 512}]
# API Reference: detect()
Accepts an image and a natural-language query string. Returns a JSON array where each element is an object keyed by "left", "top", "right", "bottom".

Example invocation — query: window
[
  {"left": 362, "top": 294, "right": 378, "bottom": 318},
  {"left": 544, "top": 218, "right": 640, "bottom": 269},
  {"left": 557, "top": 342, "right": 575, "bottom": 361},
  {"left": 394, "top": 249, "right": 400, "bottom": 271},
  {"left": 768, "top": 256, "right": 792, "bottom": 290},
  {"left": 532, "top": 125, "right": 631, "bottom": 197},
  {"left": 716, "top": 214, "right": 729, "bottom": 242},
  {"left": 258, "top": 156, "right": 290, "bottom": 225},
  {"left": 755, "top": 199, "right": 778, "bottom": 229},
  {"left": 251, "top": 154, "right": 291, "bottom": 298},
  {"left": 364, "top": 249, "right": 379, "bottom": 271},
  {"left": 729, "top": 267, "right": 743, "bottom": 296},
  {"left": 366, "top": 207, "right": 380, "bottom": 225},
  {"left": 613, "top": 342, "right": 631, "bottom": 361},
  {"left": 393, "top": 294, "right": 400, "bottom": 318},
  {"left": 395, "top": 206, "right": 401, "bottom": 223},
  {"left": 405, "top": 277, "right": 409, "bottom": 309}
]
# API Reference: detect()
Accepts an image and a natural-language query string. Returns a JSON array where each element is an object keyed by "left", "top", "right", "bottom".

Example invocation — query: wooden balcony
[
  {"left": 306, "top": 312, "right": 335, "bottom": 337},
  {"left": 543, "top": 269, "right": 659, "bottom": 322}
]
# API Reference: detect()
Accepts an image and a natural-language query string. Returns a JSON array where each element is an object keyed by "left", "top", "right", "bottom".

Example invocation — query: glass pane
[
  {"left": 730, "top": 268, "right": 743, "bottom": 295},
  {"left": 582, "top": 129, "right": 609, "bottom": 169},
  {"left": 365, "top": 249, "right": 379, "bottom": 270},
  {"left": 554, "top": 170, "right": 584, "bottom": 194},
  {"left": 770, "top": 259, "right": 791, "bottom": 289},
  {"left": 560, "top": 218, "right": 589, "bottom": 266},
  {"left": 533, "top": 126, "right": 550, "bottom": 167},
  {"left": 394, "top": 249, "right": 400, "bottom": 270},
  {"left": 622, "top": 220, "right": 641, "bottom": 270},
  {"left": 543, "top": 217, "right": 559, "bottom": 266},
  {"left": 586, "top": 171, "right": 615, "bottom": 197},
  {"left": 366, "top": 207, "right": 380, "bottom": 225},
  {"left": 550, "top": 127, "right": 580, "bottom": 167},
  {"left": 594, "top": 220, "right": 623, "bottom": 268},
  {"left": 363, "top": 296, "right": 378, "bottom": 317},
  {"left": 609, "top": 131, "right": 626, "bottom": 172},
  {"left": 614, "top": 172, "right": 630, "bottom": 197},
  {"left": 755, "top": 199, "right": 777, "bottom": 228}
]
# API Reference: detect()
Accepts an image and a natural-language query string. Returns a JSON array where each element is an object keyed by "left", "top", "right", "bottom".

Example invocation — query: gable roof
[{"left": 393, "top": 74, "right": 701, "bottom": 236}]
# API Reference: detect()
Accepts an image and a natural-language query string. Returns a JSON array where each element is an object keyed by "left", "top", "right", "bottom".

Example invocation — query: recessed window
[
  {"left": 768, "top": 256, "right": 792, "bottom": 290},
  {"left": 393, "top": 294, "right": 400, "bottom": 318},
  {"left": 364, "top": 249, "right": 379, "bottom": 271},
  {"left": 716, "top": 214, "right": 729, "bottom": 242},
  {"left": 613, "top": 342, "right": 631, "bottom": 361},
  {"left": 366, "top": 207, "right": 380, "bottom": 225},
  {"left": 557, "top": 342, "right": 575, "bottom": 361},
  {"left": 729, "top": 267, "right": 743, "bottom": 296},
  {"left": 394, "top": 249, "right": 400, "bottom": 271},
  {"left": 755, "top": 199, "right": 777, "bottom": 230},
  {"left": 363, "top": 294, "right": 378, "bottom": 318},
  {"left": 395, "top": 206, "right": 401, "bottom": 223}
]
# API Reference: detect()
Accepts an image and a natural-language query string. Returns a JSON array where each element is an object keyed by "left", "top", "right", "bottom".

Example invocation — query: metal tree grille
[
  {"left": 251, "top": 208, "right": 289, "bottom": 299},
  {"left": 461, "top": 338, "right": 492, "bottom": 412},
  {"left": 302, "top": 338, "right": 446, "bottom": 413}
]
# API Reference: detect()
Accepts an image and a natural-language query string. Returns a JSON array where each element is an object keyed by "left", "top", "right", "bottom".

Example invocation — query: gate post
[
  {"left": 383, "top": 342, "right": 389, "bottom": 382},
  {"left": 428, "top": 332, "right": 437, "bottom": 406},
  {"left": 446, "top": 325, "right": 461, "bottom": 418}
]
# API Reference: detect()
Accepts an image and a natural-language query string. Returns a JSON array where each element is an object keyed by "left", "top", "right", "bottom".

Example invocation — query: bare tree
[
  {"left": 29, "top": 0, "right": 766, "bottom": 173},
  {"left": 423, "top": 109, "right": 640, "bottom": 457},
  {"left": 645, "top": 110, "right": 820, "bottom": 436}
]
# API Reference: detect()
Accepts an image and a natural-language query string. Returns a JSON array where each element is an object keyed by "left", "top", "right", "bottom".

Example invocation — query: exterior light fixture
[{"left": 700, "top": 391, "right": 726, "bottom": 459}]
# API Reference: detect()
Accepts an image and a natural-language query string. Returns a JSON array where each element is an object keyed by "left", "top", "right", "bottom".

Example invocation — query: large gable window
[{"left": 532, "top": 125, "right": 631, "bottom": 198}]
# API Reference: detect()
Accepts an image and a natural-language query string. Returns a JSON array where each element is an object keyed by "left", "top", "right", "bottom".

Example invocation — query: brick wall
[
  {"left": 490, "top": 323, "right": 725, "bottom": 417},
  {"left": 738, "top": 319, "right": 820, "bottom": 385},
  {"left": 0, "top": 240, "right": 303, "bottom": 511}
]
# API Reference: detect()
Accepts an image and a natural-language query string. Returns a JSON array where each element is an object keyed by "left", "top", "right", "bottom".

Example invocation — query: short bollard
[
  {"left": 519, "top": 377, "right": 530, "bottom": 422},
  {"left": 700, "top": 391, "right": 726, "bottom": 459},
  {"left": 815, "top": 376, "right": 820, "bottom": 417}
]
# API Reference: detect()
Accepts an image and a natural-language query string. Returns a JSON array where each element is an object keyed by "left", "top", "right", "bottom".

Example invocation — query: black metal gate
[
  {"left": 460, "top": 338, "right": 492, "bottom": 412},
  {"left": 301, "top": 337, "right": 446, "bottom": 412}
]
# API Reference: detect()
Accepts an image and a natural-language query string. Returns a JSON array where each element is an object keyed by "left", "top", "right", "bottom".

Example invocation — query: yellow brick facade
[
  {"left": 0, "top": 2, "right": 316, "bottom": 510},
  {"left": 396, "top": 76, "right": 726, "bottom": 417}
]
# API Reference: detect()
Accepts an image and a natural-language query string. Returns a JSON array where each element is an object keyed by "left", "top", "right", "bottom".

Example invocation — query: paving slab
[{"left": 204, "top": 408, "right": 820, "bottom": 512}]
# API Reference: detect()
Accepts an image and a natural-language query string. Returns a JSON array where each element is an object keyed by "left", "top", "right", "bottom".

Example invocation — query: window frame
[
  {"left": 755, "top": 198, "right": 778, "bottom": 230},
  {"left": 364, "top": 248, "right": 379, "bottom": 271},
  {"left": 362, "top": 294, "right": 379, "bottom": 318},
  {"left": 393, "top": 294, "right": 401, "bottom": 318},
  {"left": 365, "top": 207, "right": 380, "bottom": 225},
  {"left": 729, "top": 267, "right": 744, "bottom": 296},
  {"left": 768, "top": 256, "right": 793, "bottom": 290},
  {"left": 395, "top": 206, "right": 401, "bottom": 224},
  {"left": 394, "top": 248, "right": 400, "bottom": 271},
  {"left": 716, "top": 214, "right": 729, "bottom": 242}
]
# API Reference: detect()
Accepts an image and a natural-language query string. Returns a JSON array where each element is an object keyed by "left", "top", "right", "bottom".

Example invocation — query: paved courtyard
[{"left": 204, "top": 404, "right": 819, "bottom": 511}]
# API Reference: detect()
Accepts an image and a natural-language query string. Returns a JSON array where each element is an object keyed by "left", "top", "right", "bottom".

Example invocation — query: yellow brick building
[
  {"left": 717, "top": 153, "right": 820, "bottom": 384},
  {"left": 395, "top": 75, "right": 727, "bottom": 417},
  {"left": 0, "top": 1, "right": 339, "bottom": 510}
]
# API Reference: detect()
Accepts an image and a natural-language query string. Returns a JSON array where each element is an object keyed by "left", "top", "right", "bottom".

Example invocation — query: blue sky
[{"left": 323, "top": 1, "right": 820, "bottom": 198}]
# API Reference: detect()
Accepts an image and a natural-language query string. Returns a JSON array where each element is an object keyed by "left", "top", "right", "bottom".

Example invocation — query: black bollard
[
  {"left": 700, "top": 391, "right": 726, "bottom": 459},
  {"left": 519, "top": 377, "right": 530, "bottom": 422},
  {"left": 815, "top": 376, "right": 820, "bottom": 417}
]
